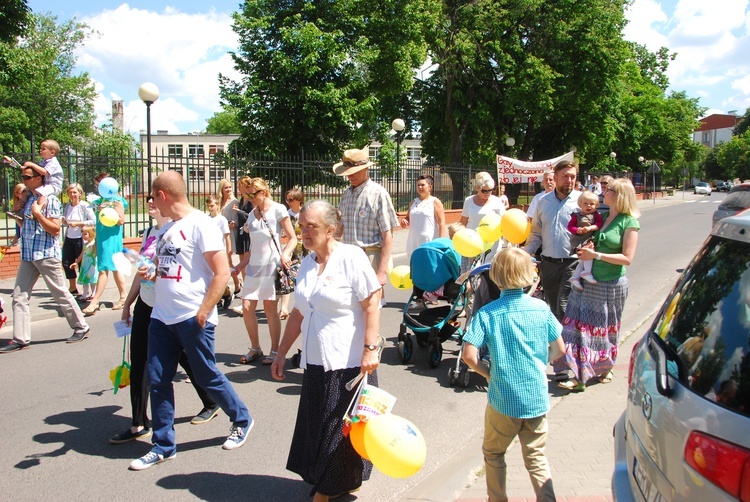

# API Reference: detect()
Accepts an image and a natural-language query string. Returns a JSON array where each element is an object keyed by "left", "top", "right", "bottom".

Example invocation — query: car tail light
[
  {"left": 684, "top": 431, "right": 750, "bottom": 500},
  {"left": 627, "top": 340, "right": 639, "bottom": 387}
]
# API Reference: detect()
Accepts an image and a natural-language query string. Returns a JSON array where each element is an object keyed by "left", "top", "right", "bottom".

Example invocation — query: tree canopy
[
  {"left": 219, "top": 0, "right": 437, "bottom": 159},
  {"left": 0, "top": 0, "right": 30, "bottom": 45},
  {"left": 0, "top": 12, "right": 96, "bottom": 153}
]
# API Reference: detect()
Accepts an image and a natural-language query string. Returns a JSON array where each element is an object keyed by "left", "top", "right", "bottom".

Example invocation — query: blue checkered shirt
[
  {"left": 20, "top": 193, "right": 62, "bottom": 262},
  {"left": 464, "top": 289, "right": 561, "bottom": 419},
  {"left": 339, "top": 178, "right": 398, "bottom": 248}
]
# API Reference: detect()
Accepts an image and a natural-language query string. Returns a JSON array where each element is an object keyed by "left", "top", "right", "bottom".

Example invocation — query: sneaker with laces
[
  {"left": 191, "top": 405, "right": 221, "bottom": 425},
  {"left": 129, "top": 450, "right": 176, "bottom": 471},
  {"left": 222, "top": 419, "right": 253, "bottom": 450}
]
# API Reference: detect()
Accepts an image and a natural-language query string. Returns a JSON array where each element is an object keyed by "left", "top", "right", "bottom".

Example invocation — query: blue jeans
[{"left": 147, "top": 317, "right": 250, "bottom": 456}]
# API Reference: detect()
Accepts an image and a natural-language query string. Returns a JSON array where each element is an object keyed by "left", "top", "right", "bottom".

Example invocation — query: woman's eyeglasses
[
  {"left": 247, "top": 191, "right": 258, "bottom": 199},
  {"left": 480, "top": 189, "right": 493, "bottom": 194}
]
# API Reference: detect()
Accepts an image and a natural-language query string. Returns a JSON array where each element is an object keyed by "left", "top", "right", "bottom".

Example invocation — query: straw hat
[{"left": 333, "top": 147, "right": 374, "bottom": 176}]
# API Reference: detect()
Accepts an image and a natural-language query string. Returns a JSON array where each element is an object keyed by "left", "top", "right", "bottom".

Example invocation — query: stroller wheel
[
  {"left": 459, "top": 366, "right": 471, "bottom": 388},
  {"left": 428, "top": 341, "right": 442, "bottom": 369},
  {"left": 397, "top": 336, "right": 413, "bottom": 364},
  {"left": 448, "top": 367, "right": 458, "bottom": 387}
]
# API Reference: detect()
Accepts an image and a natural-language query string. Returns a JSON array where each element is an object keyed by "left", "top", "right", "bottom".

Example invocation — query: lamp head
[
  {"left": 392, "top": 118, "right": 405, "bottom": 132},
  {"left": 139, "top": 82, "right": 160, "bottom": 104}
]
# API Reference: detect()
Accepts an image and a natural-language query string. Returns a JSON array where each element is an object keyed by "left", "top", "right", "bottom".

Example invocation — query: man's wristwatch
[{"left": 364, "top": 344, "right": 378, "bottom": 351}]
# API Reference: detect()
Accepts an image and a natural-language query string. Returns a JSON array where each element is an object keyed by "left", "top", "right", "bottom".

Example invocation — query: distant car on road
[
  {"left": 712, "top": 183, "right": 750, "bottom": 226},
  {"left": 693, "top": 182, "right": 712, "bottom": 195},
  {"left": 612, "top": 208, "right": 750, "bottom": 502},
  {"left": 715, "top": 181, "right": 732, "bottom": 192}
]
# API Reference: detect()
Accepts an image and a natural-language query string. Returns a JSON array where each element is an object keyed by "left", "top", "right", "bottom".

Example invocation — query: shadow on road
[{"left": 156, "top": 472, "right": 316, "bottom": 501}]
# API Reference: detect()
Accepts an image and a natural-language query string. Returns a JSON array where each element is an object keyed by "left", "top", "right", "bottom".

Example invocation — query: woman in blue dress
[{"left": 82, "top": 172, "right": 129, "bottom": 315}]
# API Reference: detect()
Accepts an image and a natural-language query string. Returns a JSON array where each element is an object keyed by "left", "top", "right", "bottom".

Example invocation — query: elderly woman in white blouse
[{"left": 61, "top": 183, "right": 96, "bottom": 297}]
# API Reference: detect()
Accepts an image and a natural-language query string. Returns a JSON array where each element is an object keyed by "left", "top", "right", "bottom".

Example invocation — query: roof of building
[{"left": 695, "top": 114, "right": 740, "bottom": 132}]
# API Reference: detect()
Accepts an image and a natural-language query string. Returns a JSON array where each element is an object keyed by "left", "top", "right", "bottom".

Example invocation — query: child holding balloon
[
  {"left": 71, "top": 225, "right": 98, "bottom": 301},
  {"left": 462, "top": 247, "right": 564, "bottom": 502}
]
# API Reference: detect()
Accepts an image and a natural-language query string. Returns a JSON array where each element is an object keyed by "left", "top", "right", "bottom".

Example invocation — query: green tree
[
  {"left": 220, "top": 0, "right": 436, "bottom": 160},
  {"left": 717, "top": 130, "right": 750, "bottom": 181},
  {"left": 0, "top": 0, "right": 30, "bottom": 45},
  {"left": 734, "top": 107, "right": 750, "bottom": 137},
  {"left": 416, "top": 0, "right": 628, "bottom": 167},
  {"left": 205, "top": 109, "right": 241, "bottom": 134},
  {"left": 0, "top": 13, "right": 96, "bottom": 153}
]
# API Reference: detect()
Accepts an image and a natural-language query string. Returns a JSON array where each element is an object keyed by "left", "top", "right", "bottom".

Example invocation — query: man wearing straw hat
[{"left": 334, "top": 147, "right": 398, "bottom": 301}]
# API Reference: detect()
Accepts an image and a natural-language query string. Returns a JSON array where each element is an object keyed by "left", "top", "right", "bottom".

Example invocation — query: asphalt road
[{"left": 0, "top": 191, "right": 723, "bottom": 501}]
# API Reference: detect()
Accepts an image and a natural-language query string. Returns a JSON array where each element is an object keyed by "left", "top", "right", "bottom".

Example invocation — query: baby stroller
[
  {"left": 396, "top": 238, "right": 468, "bottom": 369},
  {"left": 449, "top": 255, "right": 543, "bottom": 387}
]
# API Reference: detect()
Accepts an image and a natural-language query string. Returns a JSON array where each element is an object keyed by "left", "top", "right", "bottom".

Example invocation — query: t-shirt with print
[
  {"left": 138, "top": 226, "right": 159, "bottom": 307},
  {"left": 152, "top": 209, "right": 224, "bottom": 325}
]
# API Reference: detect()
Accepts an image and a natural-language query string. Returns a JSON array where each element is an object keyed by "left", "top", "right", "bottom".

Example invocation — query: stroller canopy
[{"left": 409, "top": 238, "right": 461, "bottom": 292}]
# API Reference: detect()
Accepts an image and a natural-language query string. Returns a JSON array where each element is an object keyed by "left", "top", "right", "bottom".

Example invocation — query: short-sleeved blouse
[
  {"left": 295, "top": 244, "right": 381, "bottom": 372},
  {"left": 592, "top": 212, "right": 640, "bottom": 281},
  {"left": 93, "top": 195, "right": 128, "bottom": 271}
]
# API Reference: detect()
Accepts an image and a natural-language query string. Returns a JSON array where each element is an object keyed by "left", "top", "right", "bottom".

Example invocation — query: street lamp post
[
  {"left": 138, "top": 82, "right": 160, "bottom": 190},
  {"left": 505, "top": 136, "right": 516, "bottom": 156},
  {"left": 392, "top": 118, "right": 405, "bottom": 208}
]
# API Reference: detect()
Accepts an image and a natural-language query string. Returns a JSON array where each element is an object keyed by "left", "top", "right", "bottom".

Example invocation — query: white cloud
[{"left": 75, "top": 5, "right": 238, "bottom": 133}]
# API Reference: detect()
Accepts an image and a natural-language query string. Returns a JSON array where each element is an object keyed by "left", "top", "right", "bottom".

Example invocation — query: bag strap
[{"left": 258, "top": 208, "right": 284, "bottom": 260}]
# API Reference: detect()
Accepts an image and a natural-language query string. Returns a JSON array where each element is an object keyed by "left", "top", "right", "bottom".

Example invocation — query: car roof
[{"left": 712, "top": 207, "right": 750, "bottom": 242}]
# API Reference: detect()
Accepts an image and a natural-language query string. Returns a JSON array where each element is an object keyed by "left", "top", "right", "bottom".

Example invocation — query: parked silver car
[
  {"left": 612, "top": 209, "right": 750, "bottom": 501},
  {"left": 712, "top": 183, "right": 750, "bottom": 227}
]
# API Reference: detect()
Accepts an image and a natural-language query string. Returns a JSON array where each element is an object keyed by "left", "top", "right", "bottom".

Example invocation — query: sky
[{"left": 26, "top": 0, "right": 750, "bottom": 137}]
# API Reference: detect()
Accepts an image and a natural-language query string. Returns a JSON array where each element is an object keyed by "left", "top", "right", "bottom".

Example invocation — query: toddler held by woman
[{"left": 568, "top": 191, "right": 603, "bottom": 291}]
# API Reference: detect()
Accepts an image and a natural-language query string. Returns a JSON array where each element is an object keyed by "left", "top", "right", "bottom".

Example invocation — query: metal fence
[{"left": 1, "top": 147, "right": 659, "bottom": 241}]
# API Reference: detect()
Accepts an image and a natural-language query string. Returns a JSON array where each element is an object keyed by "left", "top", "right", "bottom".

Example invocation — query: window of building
[
  {"left": 209, "top": 144, "right": 225, "bottom": 158},
  {"left": 702, "top": 132, "right": 711, "bottom": 144},
  {"left": 168, "top": 144, "right": 183, "bottom": 158},
  {"left": 369, "top": 146, "right": 380, "bottom": 161},
  {"left": 406, "top": 147, "right": 421, "bottom": 160},
  {"left": 188, "top": 144, "right": 205, "bottom": 158}
]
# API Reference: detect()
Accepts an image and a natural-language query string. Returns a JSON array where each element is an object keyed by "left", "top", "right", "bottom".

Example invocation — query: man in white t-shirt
[{"left": 128, "top": 171, "right": 252, "bottom": 471}]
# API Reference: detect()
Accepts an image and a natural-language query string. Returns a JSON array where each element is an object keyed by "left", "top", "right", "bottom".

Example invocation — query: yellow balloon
[
  {"left": 363, "top": 414, "right": 427, "bottom": 478},
  {"left": 349, "top": 421, "right": 370, "bottom": 460},
  {"left": 99, "top": 207, "right": 119, "bottom": 227},
  {"left": 501, "top": 208, "right": 531, "bottom": 244},
  {"left": 476, "top": 213, "right": 503, "bottom": 243},
  {"left": 452, "top": 228, "right": 483, "bottom": 257},
  {"left": 389, "top": 265, "right": 413, "bottom": 290},
  {"left": 483, "top": 239, "right": 494, "bottom": 252}
]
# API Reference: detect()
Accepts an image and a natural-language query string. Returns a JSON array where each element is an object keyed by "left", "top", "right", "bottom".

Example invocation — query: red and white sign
[{"left": 496, "top": 151, "right": 575, "bottom": 184}]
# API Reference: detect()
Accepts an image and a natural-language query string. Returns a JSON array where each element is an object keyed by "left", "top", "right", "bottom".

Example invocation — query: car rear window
[
  {"left": 719, "top": 189, "right": 750, "bottom": 211},
  {"left": 653, "top": 235, "right": 750, "bottom": 418}
]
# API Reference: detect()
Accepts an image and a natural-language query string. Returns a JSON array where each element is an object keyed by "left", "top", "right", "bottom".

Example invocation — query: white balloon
[{"left": 111, "top": 252, "right": 132, "bottom": 276}]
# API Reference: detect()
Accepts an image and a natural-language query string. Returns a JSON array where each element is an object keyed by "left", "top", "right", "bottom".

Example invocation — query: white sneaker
[
  {"left": 581, "top": 272, "right": 598, "bottom": 284},
  {"left": 570, "top": 278, "right": 583, "bottom": 291},
  {"left": 129, "top": 450, "right": 176, "bottom": 471},
  {"left": 223, "top": 419, "right": 254, "bottom": 450}
]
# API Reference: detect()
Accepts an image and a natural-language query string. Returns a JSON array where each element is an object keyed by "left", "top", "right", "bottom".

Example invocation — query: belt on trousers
[
  {"left": 362, "top": 246, "right": 382, "bottom": 252},
  {"left": 540, "top": 255, "right": 576, "bottom": 264}
]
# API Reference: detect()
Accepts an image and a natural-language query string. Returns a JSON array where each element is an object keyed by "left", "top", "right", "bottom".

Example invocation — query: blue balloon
[{"left": 98, "top": 177, "right": 119, "bottom": 198}]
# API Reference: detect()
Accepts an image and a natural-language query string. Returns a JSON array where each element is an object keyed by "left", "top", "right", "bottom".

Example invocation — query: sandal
[
  {"left": 262, "top": 350, "right": 278, "bottom": 365},
  {"left": 112, "top": 299, "right": 127, "bottom": 311},
  {"left": 239, "top": 348, "right": 263, "bottom": 364},
  {"left": 598, "top": 371, "right": 614, "bottom": 383},
  {"left": 558, "top": 380, "right": 586, "bottom": 392},
  {"left": 82, "top": 302, "right": 101, "bottom": 316}
]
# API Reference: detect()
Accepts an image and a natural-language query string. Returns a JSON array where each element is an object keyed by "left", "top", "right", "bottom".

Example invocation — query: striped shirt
[
  {"left": 20, "top": 193, "right": 62, "bottom": 262},
  {"left": 339, "top": 178, "right": 398, "bottom": 248},
  {"left": 464, "top": 289, "right": 561, "bottom": 419}
]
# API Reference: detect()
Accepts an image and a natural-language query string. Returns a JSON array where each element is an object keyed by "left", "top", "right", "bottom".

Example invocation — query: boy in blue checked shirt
[{"left": 462, "top": 247, "right": 564, "bottom": 502}]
